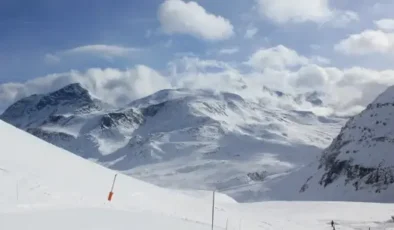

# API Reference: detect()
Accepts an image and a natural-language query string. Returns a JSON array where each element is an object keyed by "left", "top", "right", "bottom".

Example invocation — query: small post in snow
[
  {"left": 16, "top": 180, "right": 19, "bottom": 202},
  {"left": 211, "top": 190, "right": 216, "bottom": 230},
  {"left": 107, "top": 174, "right": 117, "bottom": 201}
]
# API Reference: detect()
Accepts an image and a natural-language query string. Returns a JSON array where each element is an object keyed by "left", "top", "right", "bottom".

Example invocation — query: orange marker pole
[{"left": 107, "top": 174, "right": 117, "bottom": 201}]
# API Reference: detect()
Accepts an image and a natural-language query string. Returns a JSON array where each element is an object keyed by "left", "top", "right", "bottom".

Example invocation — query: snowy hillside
[
  {"left": 298, "top": 85, "right": 394, "bottom": 202},
  {"left": 0, "top": 84, "right": 346, "bottom": 201},
  {"left": 2, "top": 119, "right": 394, "bottom": 230},
  {"left": 0, "top": 119, "right": 235, "bottom": 229}
]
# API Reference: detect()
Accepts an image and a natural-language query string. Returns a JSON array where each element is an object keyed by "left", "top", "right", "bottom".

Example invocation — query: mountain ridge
[{"left": 0, "top": 83, "right": 345, "bottom": 201}]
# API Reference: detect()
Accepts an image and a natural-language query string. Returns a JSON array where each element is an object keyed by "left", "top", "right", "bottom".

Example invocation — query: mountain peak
[
  {"left": 61, "top": 82, "right": 86, "bottom": 92},
  {"left": 48, "top": 83, "right": 90, "bottom": 100},
  {"left": 30, "top": 83, "right": 94, "bottom": 113},
  {"left": 370, "top": 85, "right": 394, "bottom": 105},
  {"left": 0, "top": 83, "right": 103, "bottom": 128}
]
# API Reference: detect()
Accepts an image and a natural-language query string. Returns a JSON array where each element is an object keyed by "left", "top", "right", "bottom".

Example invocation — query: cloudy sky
[{"left": 1, "top": 0, "right": 394, "bottom": 114}]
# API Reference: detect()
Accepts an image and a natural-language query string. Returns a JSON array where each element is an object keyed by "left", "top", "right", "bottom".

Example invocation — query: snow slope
[
  {"left": 0, "top": 84, "right": 346, "bottom": 202},
  {"left": 0, "top": 119, "right": 235, "bottom": 228},
  {"left": 2, "top": 120, "right": 394, "bottom": 230}
]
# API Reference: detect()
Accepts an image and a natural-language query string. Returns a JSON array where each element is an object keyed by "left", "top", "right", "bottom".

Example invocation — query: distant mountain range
[{"left": 0, "top": 83, "right": 346, "bottom": 201}]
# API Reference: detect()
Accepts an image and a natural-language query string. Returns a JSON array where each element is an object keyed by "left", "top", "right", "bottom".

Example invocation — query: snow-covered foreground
[
  {"left": 3, "top": 202, "right": 394, "bottom": 230},
  {"left": 1, "top": 120, "right": 394, "bottom": 230}
]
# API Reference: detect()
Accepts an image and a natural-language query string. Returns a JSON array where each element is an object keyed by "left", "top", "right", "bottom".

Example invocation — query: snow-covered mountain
[
  {"left": 0, "top": 83, "right": 345, "bottom": 201},
  {"left": 1, "top": 83, "right": 111, "bottom": 128},
  {"left": 299, "top": 85, "right": 394, "bottom": 202}
]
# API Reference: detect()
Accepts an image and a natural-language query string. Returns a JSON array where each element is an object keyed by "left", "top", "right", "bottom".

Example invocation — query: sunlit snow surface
[{"left": 1, "top": 120, "right": 394, "bottom": 230}]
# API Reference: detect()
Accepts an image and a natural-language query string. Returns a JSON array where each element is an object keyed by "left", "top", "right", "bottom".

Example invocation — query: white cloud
[
  {"left": 256, "top": 0, "right": 357, "bottom": 26},
  {"left": 335, "top": 30, "right": 394, "bottom": 55},
  {"left": 46, "top": 44, "right": 140, "bottom": 62},
  {"left": 373, "top": 3, "right": 394, "bottom": 15},
  {"left": 282, "top": 65, "right": 394, "bottom": 113},
  {"left": 168, "top": 54, "right": 394, "bottom": 116},
  {"left": 310, "top": 56, "right": 331, "bottom": 65},
  {"left": 3, "top": 45, "right": 394, "bottom": 117},
  {"left": 218, "top": 47, "right": 239, "bottom": 55},
  {"left": 292, "top": 64, "right": 330, "bottom": 89},
  {"left": 375, "top": 19, "right": 394, "bottom": 31},
  {"left": 168, "top": 56, "right": 233, "bottom": 74},
  {"left": 326, "top": 11, "right": 359, "bottom": 28},
  {"left": 173, "top": 65, "right": 246, "bottom": 93},
  {"left": 242, "top": 45, "right": 394, "bottom": 114},
  {"left": 158, "top": 0, "right": 234, "bottom": 41},
  {"left": 246, "top": 45, "right": 308, "bottom": 70},
  {"left": 334, "top": 68, "right": 394, "bottom": 107},
  {"left": 44, "top": 54, "right": 61, "bottom": 64},
  {"left": 256, "top": 0, "right": 331, "bottom": 23},
  {"left": 64, "top": 45, "right": 139, "bottom": 58},
  {"left": 245, "top": 27, "right": 258, "bottom": 39}
]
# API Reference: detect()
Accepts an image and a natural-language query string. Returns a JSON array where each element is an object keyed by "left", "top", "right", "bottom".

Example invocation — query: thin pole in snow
[
  {"left": 211, "top": 190, "right": 216, "bottom": 230},
  {"left": 16, "top": 181, "right": 18, "bottom": 202},
  {"left": 107, "top": 174, "right": 118, "bottom": 201},
  {"left": 110, "top": 174, "right": 118, "bottom": 192},
  {"left": 211, "top": 182, "right": 265, "bottom": 230}
]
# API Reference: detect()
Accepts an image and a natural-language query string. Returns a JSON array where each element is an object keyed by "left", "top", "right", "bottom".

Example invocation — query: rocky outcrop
[{"left": 301, "top": 85, "right": 394, "bottom": 195}]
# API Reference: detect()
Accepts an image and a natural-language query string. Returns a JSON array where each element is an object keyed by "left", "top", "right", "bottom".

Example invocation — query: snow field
[{"left": 1, "top": 120, "right": 394, "bottom": 230}]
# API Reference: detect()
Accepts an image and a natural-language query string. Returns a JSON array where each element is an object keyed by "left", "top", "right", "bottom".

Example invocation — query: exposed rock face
[
  {"left": 1, "top": 83, "right": 108, "bottom": 129},
  {"left": 301, "top": 85, "right": 394, "bottom": 196}
]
